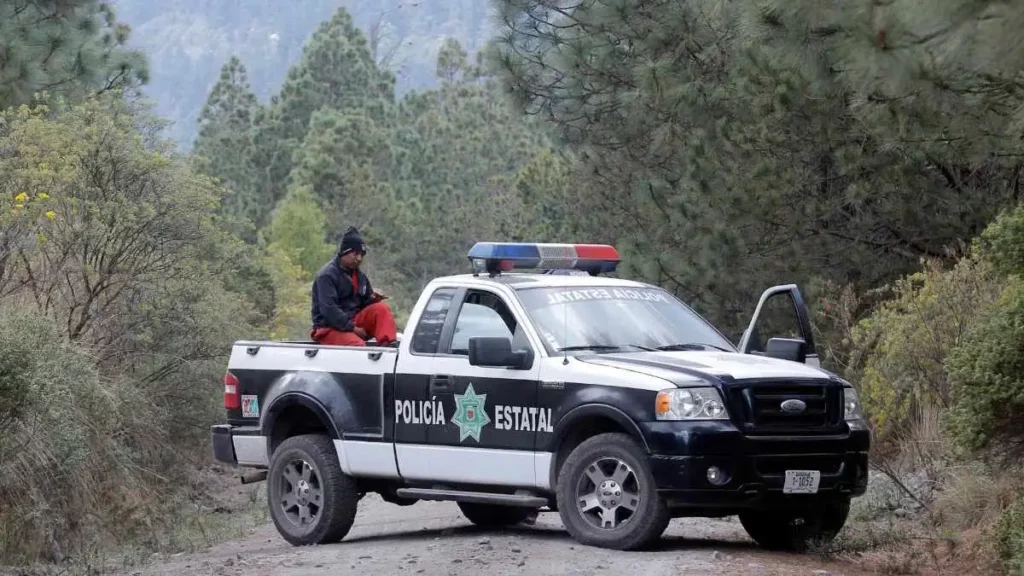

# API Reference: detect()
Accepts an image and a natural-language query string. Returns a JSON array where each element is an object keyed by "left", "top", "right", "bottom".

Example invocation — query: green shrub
[
  {"left": 946, "top": 280, "right": 1024, "bottom": 454},
  {"left": 944, "top": 202, "right": 1024, "bottom": 455},
  {"left": 844, "top": 256, "right": 1005, "bottom": 447},
  {"left": 994, "top": 495, "right": 1024, "bottom": 575},
  {"left": 980, "top": 203, "right": 1024, "bottom": 278}
]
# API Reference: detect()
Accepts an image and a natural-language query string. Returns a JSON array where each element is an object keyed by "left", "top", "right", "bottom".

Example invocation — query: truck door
[
  {"left": 402, "top": 287, "right": 542, "bottom": 488},
  {"left": 738, "top": 284, "right": 820, "bottom": 368},
  {"left": 392, "top": 287, "right": 458, "bottom": 473}
]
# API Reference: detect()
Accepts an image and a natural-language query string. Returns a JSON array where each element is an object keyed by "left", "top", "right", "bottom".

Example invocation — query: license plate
[{"left": 783, "top": 470, "right": 820, "bottom": 494}]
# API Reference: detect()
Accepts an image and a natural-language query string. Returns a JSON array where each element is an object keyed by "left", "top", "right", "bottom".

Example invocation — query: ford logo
[{"left": 780, "top": 399, "right": 807, "bottom": 414}]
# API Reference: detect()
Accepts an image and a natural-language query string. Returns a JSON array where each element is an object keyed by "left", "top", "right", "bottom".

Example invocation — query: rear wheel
[
  {"left": 739, "top": 498, "right": 850, "bottom": 552},
  {"left": 555, "top": 432, "right": 669, "bottom": 550},
  {"left": 267, "top": 434, "right": 359, "bottom": 546},
  {"left": 458, "top": 502, "right": 539, "bottom": 527}
]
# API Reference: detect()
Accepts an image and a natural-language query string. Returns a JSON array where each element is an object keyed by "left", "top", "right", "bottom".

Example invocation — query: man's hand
[
  {"left": 371, "top": 288, "right": 388, "bottom": 302},
  {"left": 353, "top": 327, "right": 369, "bottom": 340}
]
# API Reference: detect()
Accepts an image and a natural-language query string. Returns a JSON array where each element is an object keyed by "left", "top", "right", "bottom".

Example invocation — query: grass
[
  {"left": 2, "top": 477, "right": 268, "bottom": 576},
  {"left": 803, "top": 454, "right": 1022, "bottom": 576},
  {"left": 930, "top": 462, "right": 1020, "bottom": 531},
  {"left": 808, "top": 519, "right": 910, "bottom": 561}
]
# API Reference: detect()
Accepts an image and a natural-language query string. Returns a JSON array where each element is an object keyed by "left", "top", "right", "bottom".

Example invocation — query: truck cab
[{"left": 211, "top": 242, "right": 869, "bottom": 552}]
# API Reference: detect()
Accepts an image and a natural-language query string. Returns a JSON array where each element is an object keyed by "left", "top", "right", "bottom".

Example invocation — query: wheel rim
[
  {"left": 575, "top": 456, "right": 641, "bottom": 530},
  {"left": 276, "top": 457, "right": 323, "bottom": 529}
]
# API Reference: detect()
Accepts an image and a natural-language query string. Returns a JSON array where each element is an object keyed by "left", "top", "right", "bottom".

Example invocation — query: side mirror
[
  {"left": 765, "top": 337, "right": 807, "bottom": 364},
  {"left": 468, "top": 336, "right": 531, "bottom": 369}
]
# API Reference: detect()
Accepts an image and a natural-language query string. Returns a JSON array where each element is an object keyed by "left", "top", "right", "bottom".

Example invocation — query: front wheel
[
  {"left": 739, "top": 498, "right": 851, "bottom": 552},
  {"left": 267, "top": 434, "right": 359, "bottom": 546},
  {"left": 555, "top": 432, "right": 670, "bottom": 550}
]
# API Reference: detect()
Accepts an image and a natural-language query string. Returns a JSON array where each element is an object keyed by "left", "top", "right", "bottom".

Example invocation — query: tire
[
  {"left": 739, "top": 498, "right": 851, "bottom": 552},
  {"left": 555, "top": 432, "right": 670, "bottom": 550},
  {"left": 267, "top": 434, "right": 359, "bottom": 546},
  {"left": 458, "top": 502, "right": 539, "bottom": 527}
]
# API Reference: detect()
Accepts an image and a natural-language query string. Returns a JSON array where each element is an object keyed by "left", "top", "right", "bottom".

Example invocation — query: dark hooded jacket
[
  {"left": 310, "top": 257, "right": 374, "bottom": 332},
  {"left": 311, "top": 226, "right": 373, "bottom": 332}
]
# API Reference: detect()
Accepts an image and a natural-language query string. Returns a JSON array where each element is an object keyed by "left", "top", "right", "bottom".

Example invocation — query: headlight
[
  {"left": 655, "top": 387, "right": 729, "bottom": 420},
  {"left": 843, "top": 387, "right": 863, "bottom": 420}
]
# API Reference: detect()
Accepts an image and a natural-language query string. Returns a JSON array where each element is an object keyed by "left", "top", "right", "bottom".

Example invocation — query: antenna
[{"left": 562, "top": 300, "right": 569, "bottom": 365}]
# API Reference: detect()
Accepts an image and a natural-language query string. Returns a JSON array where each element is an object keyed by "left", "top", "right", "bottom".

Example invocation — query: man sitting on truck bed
[{"left": 309, "top": 226, "right": 398, "bottom": 347}]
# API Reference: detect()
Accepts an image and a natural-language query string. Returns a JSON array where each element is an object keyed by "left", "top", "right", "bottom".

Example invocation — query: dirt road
[{"left": 129, "top": 494, "right": 870, "bottom": 576}]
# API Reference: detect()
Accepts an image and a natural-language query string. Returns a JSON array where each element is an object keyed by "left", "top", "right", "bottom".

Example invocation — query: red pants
[{"left": 310, "top": 302, "right": 397, "bottom": 347}]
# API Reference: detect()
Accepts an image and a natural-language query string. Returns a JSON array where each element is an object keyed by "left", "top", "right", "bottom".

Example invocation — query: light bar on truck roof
[{"left": 467, "top": 242, "right": 620, "bottom": 276}]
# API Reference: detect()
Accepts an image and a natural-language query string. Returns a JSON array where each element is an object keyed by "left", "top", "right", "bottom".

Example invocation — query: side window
[
  {"left": 448, "top": 290, "right": 529, "bottom": 355},
  {"left": 747, "top": 292, "right": 804, "bottom": 353},
  {"left": 411, "top": 288, "right": 457, "bottom": 354}
]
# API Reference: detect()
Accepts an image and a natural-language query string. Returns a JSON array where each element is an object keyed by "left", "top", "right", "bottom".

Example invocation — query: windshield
[{"left": 516, "top": 285, "right": 736, "bottom": 355}]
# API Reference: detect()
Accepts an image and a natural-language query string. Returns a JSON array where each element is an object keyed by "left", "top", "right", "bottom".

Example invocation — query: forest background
[{"left": 1, "top": 1, "right": 1024, "bottom": 573}]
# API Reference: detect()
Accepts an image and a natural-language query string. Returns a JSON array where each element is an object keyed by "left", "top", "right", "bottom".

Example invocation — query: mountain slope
[{"left": 111, "top": 0, "right": 495, "bottom": 147}]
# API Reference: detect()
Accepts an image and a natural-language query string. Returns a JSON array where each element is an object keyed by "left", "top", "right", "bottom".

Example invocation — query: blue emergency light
[{"left": 467, "top": 242, "right": 621, "bottom": 276}]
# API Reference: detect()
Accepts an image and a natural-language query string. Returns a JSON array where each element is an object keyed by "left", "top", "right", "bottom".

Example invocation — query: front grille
[{"left": 725, "top": 379, "right": 843, "bottom": 434}]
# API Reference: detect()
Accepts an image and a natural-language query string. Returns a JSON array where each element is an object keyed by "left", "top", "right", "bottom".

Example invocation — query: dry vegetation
[
  {"left": 806, "top": 210, "right": 1024, "bottom": 574},
  {"left": 0, "top": 96, "right": 271, "bottom": 568}
]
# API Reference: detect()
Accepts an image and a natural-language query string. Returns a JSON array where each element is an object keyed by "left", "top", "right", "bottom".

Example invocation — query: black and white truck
[{"left": 211, "top": 242, "right": 869, "bottom": 552}]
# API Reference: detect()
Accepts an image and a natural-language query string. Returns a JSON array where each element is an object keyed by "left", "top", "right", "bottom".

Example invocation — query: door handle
[{"left": 429, "top": 375, "right": 451, "bottom": 394}]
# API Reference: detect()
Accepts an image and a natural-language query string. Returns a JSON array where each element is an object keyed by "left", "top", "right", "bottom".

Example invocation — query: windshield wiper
[
  {"left": 556, "top": 344, "right": 655, "bottom": 353},
  {"left": 654, "top": 343, "right": 730, "bottom": 352},
  {"left": 623, "top": 344, "right": 656, "bottom": 351}
]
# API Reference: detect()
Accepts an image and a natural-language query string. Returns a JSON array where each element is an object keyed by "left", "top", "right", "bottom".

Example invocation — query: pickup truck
[{"left": 211, "top": 242, "right": 869, "bottom": 552}]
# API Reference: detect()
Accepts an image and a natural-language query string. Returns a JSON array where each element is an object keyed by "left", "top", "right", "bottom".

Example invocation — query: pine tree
[
  {"left": 243, "top": 7, "right": 398, "bottom": 230},
  {"left": 187, "top": 17, "right": 581, "bottom": 321},
  {"left": 192, "top": 56, "right": 264, "bottom": 234},
  {"left": 289, "top": 107, "right": 395, "bottom": 226},
  {"left": 0, "top": 0, "right": 148, "bottom": 109},
  {"left": 272, "top": 7, "right": 395, "bottom": 142},
  {"left": 372, "top": 41, "right": 555, "bottom": 298},
  {"left": 489, "top": 0, "right": 1024, "bottom": 334}
]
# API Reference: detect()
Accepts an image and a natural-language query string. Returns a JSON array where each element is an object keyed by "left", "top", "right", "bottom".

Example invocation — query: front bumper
[{"left": 640, "top": 420, "right": 870, "bottom": 510}]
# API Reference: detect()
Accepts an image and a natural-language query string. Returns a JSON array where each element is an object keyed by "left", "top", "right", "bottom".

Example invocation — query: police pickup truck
[{"left": 211, "top": 242, "right": 869, "bottom": 552}]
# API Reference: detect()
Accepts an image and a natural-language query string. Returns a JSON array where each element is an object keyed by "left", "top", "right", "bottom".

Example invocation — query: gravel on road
[{"left": 129, "top": 494, "right": 869, "bottom": 576}]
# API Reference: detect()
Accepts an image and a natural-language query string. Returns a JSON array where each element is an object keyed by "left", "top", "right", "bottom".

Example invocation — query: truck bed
[{"left": 225, "top": 340, "right": 399, "bottom": 440}]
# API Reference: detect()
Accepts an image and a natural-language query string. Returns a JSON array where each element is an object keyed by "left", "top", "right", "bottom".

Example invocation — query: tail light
[{"left": 224, "top": 371, "right": 240, "bottom": 409}]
